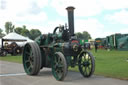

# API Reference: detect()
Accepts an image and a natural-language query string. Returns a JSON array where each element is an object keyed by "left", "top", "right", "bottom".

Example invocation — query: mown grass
[
  {"left": 0, "top": 49, "right": 128, "bottom": 80},
  {"left": 0, "top": 55, "right": 22, "bottom": 63},
  {"left": 92, "top": 49, "right": 128, "bottom": 80}
]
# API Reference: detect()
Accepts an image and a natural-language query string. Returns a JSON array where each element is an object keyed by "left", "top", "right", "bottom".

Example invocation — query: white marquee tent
[{"left": 0, "top": 32, "right": 34, "bottom": 47}]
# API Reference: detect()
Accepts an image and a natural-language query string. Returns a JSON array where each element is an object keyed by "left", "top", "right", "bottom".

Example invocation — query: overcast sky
[{"left": 0, "top": 0, "right": 128, "bottom": 39}]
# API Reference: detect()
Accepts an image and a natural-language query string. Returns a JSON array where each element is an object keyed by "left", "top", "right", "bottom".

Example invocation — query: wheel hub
[{"left": 83, "top": 61, "right": 90, "bottom": 66}]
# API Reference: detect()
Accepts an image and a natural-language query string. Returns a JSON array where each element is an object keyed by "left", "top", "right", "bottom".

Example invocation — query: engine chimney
[{"left": 66, "top": 6, "right": 75, "bottom": 37}]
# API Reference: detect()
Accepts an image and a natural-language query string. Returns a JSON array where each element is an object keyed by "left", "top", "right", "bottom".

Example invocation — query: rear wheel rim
[{"left": 23, "top": 44, "right": 34, "bottom": 74}]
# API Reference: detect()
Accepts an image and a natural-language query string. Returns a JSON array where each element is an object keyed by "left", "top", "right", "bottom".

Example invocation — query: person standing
[{"left": 94, "top": 42, "right": 98, "bottom": 52}]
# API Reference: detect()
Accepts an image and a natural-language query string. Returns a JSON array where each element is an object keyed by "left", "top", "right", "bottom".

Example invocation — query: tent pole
[{"left": 1, "top": 38, "right": 3, "bottom": 48}]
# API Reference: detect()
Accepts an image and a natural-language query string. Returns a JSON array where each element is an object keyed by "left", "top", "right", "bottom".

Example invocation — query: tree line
[
  {"left": 0, "top": 21, "right": 92, "bottom": 40},
  {"left": 0, "top": 22, "right": 41, "bottom": 40},
  {"left": 76, "top": 31, "right": 91, "bottom": 40}
]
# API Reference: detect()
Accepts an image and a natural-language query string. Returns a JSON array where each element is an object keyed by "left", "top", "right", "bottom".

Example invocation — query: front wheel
[
  {"left": 78, "top": 51, "right": 95, "bottom": 77},
  {"left": 52, "top": 52, "right": 67, "bottom": 81}
]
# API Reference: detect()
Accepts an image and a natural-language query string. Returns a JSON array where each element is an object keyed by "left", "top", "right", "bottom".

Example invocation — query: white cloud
[
  {"left": 51, "top": 0, "right": 102, "bottom": 16},
  {"left": 16, "top": 19, "right": 65, "bottom": 34},
  {"left": 98, "top": 0, "right": 128, "bottom": 10},
  {"left": 105, "top": 9, "right": 128, "bottom": 24},
  {"left": 75, "top": 18, "right": 105, "bottom": 38},
  {"left": 120, "top": 28, "right": 128, "bottom": 34},
  {"left": 50, "top": 0, "right": 128, "bottom": 17},
  {"left": 0, "top": 10, "right": 47, "bottom": 32},
  {"left": 0, "top": 0, "right": 48, "bottom": 31},
  {"left": 2, "top": 0, "right": 48, "bottom": 11},
  {"left": 74, "top": 18, "right": 127, "bottom": 39},
  {"left": 36, "top": 0, "right": 49, "bottom": 8},
  {"left": 40, "top": 20, "right": 65, "bottom": 34},
  {"left": 17, "top": 12, "right": 47, "bottom": 23}
]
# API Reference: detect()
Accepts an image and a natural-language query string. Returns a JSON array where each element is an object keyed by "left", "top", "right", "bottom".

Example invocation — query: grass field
[
  {"left": 93, "top": 49, "right": 128, "bottom": 80},
  {"left": 0, "top": 49, "right": 128, "bottom": 80},
  {"left": 0, "top": 55, "right": 22, "bottom": 63}
]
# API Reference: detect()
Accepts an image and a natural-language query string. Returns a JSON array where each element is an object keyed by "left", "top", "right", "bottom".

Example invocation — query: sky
[{"left": 0, "top": 0, "right": 128, "bottom": 39}]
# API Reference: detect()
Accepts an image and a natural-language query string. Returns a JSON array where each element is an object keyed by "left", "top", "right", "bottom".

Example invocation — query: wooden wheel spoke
[
  {"left": 25, "top": 51, "right": 30, "bottom": 56},
  {"left": 83, "top": 54, "right": 86, "bottom": 61},
  {"left": 88, "top": 56, "right": 91, "bottom": 61},
  {"left": 86, "top": 66, "right": 90, "bottom": 75},
  {"left": 58, "top": 63, "right": 63, "bottom": 68},
  {"left": 56, "top": 70, "right": 63, "bottom": 79},
  {"left": 30, "top": 63, "right": 33, "bottom": 68},
  {"left": 87, "top": 66, "right": 91, "bottom": 73},
  {"left": 84, "top": 67, "right": 87, "bottom": 75},
  {"left": 30, "top": 51, "right": 33, "bottom": 58},
  {"left": 28, "top": 65, "right": 32, "bottom": 71},
  {"left": 55, "top": 69, "right": 63, "bottom": 77},
  {"left": 25, "top": 60, "right": 30, "bottom": 64}
]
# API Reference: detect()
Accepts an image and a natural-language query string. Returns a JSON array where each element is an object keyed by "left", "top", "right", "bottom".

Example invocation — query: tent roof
[
  {"left": 2, "top": 32, "right": 34, "bottom": 42},
  {"left": 0, "top": 32, "right": 34, "bottom": 47},
  {"left": 3, "top": 32, "right": 27, "bottom": 40}
]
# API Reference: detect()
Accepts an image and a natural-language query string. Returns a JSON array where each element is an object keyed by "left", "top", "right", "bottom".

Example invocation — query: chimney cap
[{"left": 66, "top": 6, "right": 75, "bottom": 11}]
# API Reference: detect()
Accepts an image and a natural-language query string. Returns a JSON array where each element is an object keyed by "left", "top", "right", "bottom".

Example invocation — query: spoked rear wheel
[
  {"left": 52, "top": 52, "right": 67, "bottom": 81},
  {"left": 23, "top": 42, "right": 42, "bottom": 75},
  {"left": 78, "top": 51, "right": 95, "bottom": 77}
]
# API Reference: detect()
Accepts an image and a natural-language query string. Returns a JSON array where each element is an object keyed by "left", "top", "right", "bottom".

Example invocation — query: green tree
[
  {"left": 21, "top": 25, "right": 30, "bottom": 37},
  {"left": 10, "top": 25, "right": 15, "bottom": 32},
  {"left": 0, "top": 28, "right": 2, "bottom": 34},
  {"left": 0, "top": 28, "right": 5, "bottom": 38},
  {"left": 29, "top": 29, "right": 41, "bottom": 40},
  {"left": 15, "top": 25, "right": 30, "bottom": 37},
  {"left": 76, "top": 31, "right": 91, "bottom": 40},
  {"left": 82, "top": 31, "right": 91, "bottom": 39},
  {"left": 76, "top": 32, "right": 83, "bottom": 39},
  {"left": 22, "top": 25, "right": 26, "bottom": 29},
  {"left": 15, "top": 27, "right": 23, "bottom": 34},
  {"left": 5, "top": 22, "right": 15, "bottom": 34}
]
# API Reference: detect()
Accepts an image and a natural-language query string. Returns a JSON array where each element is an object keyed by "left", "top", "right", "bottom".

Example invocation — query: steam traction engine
[{"left": 23, "top": 6, "right": 95, "bottom": 81}]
